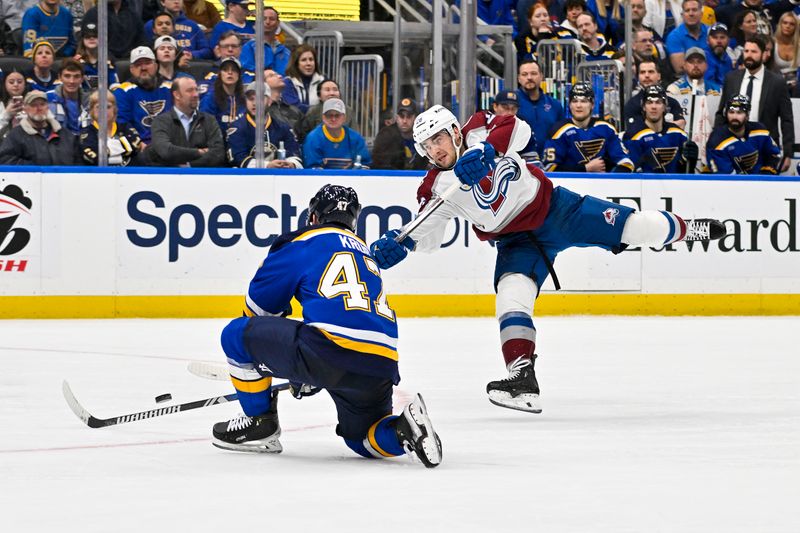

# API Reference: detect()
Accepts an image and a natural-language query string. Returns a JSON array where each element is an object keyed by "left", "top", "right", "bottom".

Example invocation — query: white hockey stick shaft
[{"left": 394, "top": 180, "right": 463, "bottom": 243}]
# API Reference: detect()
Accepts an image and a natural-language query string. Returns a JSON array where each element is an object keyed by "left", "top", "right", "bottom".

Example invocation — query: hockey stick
[
  {"left": 394, "top": 180, "right": 464, "bottom": 242},
  {"left": 685, "top": 79, "right": 698, "bottom": 174},
  {"left": 62, "top": 379, "right": 290, "bottom": 429}
]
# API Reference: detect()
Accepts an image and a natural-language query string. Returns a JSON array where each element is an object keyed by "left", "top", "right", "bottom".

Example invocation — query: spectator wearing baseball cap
[
  {"left": 0, "top": 88, "right": 80, "bottom": 165},
  {"left": 226, "top": 81, "right": 302, "bottom": 168},
  {"left": 200, "top": 56, "right": 246, "bottom": 133},
  {"left": 371, "top": 97, "right": 428, "bottom": 170},
  {"left": 75, "top": 19, "right": 121, "bottom": 92},
  {"left": 303, "top": 98, "right": 371, "bottom": 169},
  {"left": 667, "top": 47, "right": 721, "bottom": 103},
  {"left": 112, "top": 45, "right": 173, "bottom": 145},
  {"left": 490, "top": 90, "right": 542, "bottom": 165},
  {"left": 210, "top": 0, "right": 255, "bottom": 49},
  {"left": 154, "top": 35, "right": 186, "bottom": 82},
  {"left": 705, "top": 23, "right": 736, "bottom": 86},
  {"left": 82, "top": 0, "right": 147, "bottom": 61}
]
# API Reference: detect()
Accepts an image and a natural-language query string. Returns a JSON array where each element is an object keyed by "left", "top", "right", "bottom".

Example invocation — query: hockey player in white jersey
[{"left": 369, "top": 104, "right": 726, "bottom": 413}]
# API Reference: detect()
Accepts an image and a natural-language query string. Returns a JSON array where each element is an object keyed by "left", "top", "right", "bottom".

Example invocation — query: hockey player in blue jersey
[
  {"left": 22, "top": 0, "right": 75, "bottom": 57},
  {"left": 706, "top": 95, "right": 781, "bottom": 175},
  {"left": 112, "top": 46, "right": 172, "bottom": 144},
  {"left": 544, "top": 83, "right": 634, "bottom": 173},
  {"left": 212, "top": 184, "right": 442, "bottom": 468},
  {"left": 225, "top": 82, "right": 302, "bottom": 168},
  {"left": 623, "top": 85, "right": 699, "bottom": 173}
]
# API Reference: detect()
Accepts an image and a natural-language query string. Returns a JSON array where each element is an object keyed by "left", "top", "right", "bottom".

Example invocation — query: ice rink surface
[{"left": 1, "top": 316, "right": 798, "bottom": 532}]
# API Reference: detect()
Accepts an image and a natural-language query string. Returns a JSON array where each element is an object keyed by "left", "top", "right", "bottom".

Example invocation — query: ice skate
[
  {"left": 212, "top": 390, "right": 281, "bottom": 453},
  {"left": 394, "top": 394, "right": 442, "bottom": 468},
  {"left": 684, "top": 219, "right": 726, "bottom": 241},
  {"left": 486, "top": 355, "right": 542, "bottom": 413}
]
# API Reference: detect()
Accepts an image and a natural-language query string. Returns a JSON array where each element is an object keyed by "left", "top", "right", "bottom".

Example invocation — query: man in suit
[{"left": 715, "top": 34, "right": 794, "bottom": 173}]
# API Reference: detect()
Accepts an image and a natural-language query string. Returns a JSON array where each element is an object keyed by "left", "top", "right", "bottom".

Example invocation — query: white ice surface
[{"left": 1, "top": 317, "right": 798, "bottom": 532}]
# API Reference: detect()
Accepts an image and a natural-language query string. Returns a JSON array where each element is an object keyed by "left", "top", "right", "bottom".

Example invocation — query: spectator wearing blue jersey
[
  {"left": 25, "top": 39, "right": 59, "bottom": 92},
  {"left": 240, "top": 6, "right": 289, "bottom": 74},
  {"left": 286, "top": 44, "right": 325, "bottom": 112},
  {"left": 22, "top": 0, "right": 75, "bottom": 57},
  {"left": 144, "top": 0, "right": 212, "bottom": 60},
  {"left": 665, "top": 0, "right": 708, "bottom": 76},
  {"left": 303, "top": 98, "right": 371, "bottom": 169},
  {"left": 113, "top": 46, "right": 173, "bottom": 145},
  {"left": 199, "top": 56, "right": 245, "bottom": 133},
  {"left": 295, "top": 79, "right": 353, "bottom": 142},
  {"left": 47, "top": 58, "right": 88, "bottom": 134},
  {"left": 226, "top": 81, "right": 301, "bottom": 168},
  {"left": 515, "top": 60, "right": 565, "bottom": 157},
  {"left": 209, "top": 0, "right": 254, "bottom": 49}
]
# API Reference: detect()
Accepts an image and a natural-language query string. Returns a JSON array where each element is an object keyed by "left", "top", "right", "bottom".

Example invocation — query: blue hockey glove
[
  {"left": 289, "top": 382, "right": 321, "bottom": 399},
  {"left": 369, "top": 229, "right": 416, "bottom": 269},
  {"left": 453, "top": 142, "right": 497, "bottom": 186}
]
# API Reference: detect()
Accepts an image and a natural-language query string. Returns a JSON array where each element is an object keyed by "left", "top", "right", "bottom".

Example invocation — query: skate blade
[
  {"left": 408, "top": 395, "right": 442, "bottom": 468},
  {"left": 487, "top": 391, "right": 542, "bottom": 413},
  {"left": 212, "top": 436, "right": 283, "bottom": 453}
]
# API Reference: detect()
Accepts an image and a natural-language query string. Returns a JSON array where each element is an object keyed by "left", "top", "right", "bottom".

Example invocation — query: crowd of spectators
[{"left": 0, "top": 0, "right": 796, "bottom": 173}]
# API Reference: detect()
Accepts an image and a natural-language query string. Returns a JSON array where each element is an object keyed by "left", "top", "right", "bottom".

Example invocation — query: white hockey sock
[
  {"left": 621, "top": 210, "right": 687, "bottom": 247},
  {"left": 496, "top": 273, "right": 538, "bottom": 367}
]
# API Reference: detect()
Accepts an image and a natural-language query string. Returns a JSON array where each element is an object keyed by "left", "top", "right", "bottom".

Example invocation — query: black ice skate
[
  {"left": 486, "top": 355, "right": 542, "bottom": 413},
  {"left": 212, "top": 390, "right": 281, "bottom": 453},
  {"left": 393, "top": 393, "right": 442, "bottom": 468},
  {"left": 684, "top": 219, "right": 726, "bottom": 241}
]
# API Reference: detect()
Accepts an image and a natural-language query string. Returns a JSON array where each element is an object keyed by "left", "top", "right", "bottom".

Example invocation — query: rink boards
[{"left": 0, "top": 167, "right": 798, "bottom": 317}]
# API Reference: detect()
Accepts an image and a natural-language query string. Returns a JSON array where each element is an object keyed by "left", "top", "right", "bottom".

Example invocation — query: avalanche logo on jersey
[
  {"left": 575, "top": 138, "right": 605, "bottom": 164},
  {"left": 139, "top": 100, "right": 167, "bottom": 128},
  {"left": 734, "top": 150, "right": 759, "bottom": 173},
  {"left": 603, "top": 207, "right": 620, "bottom": 226},
  {"left": 472, "top": 156, "right": 521, "bottom": 214},
  {"left": 651, "top": 146, "right": 680, "bottom": 171}
]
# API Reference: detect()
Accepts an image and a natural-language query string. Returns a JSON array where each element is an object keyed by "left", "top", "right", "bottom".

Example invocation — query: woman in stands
[
  {"left": 0, "top": 71, "right": 27, "bottom": 141},
  {"left": 731, "top": 10, "right": 758, "bottom": 65},
  {"left": 515, "top": 2, "right": 577, "bottom": 63},
  {"left": 199, "top": 56, "right": 246, "bottom": 133},
  {"left": 25, "top": 40, "right": 59, "bottom": 92},
  {"left": 285, "top": 44, "right": 324, "bottom": 113},
  {"left": 81, "top": 90, "right": 143, "bottom": 166},
  {"left": 73, "top": 19, "right": 119, "bottom": 91},
  {"left": 772, "top": 12, "right": 800, "bottom": 91}
]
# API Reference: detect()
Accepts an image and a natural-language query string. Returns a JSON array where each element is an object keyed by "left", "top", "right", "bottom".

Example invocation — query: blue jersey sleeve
[
  {"left": 245, "top": 242, "right": 303, "bottom": 317},
  {"left": 602, "top": 124, "right": 634, "bottom": 171},
  {"left": 353, "top": 131, "right": 372, "bottom": 167},
  {"left": 302, "top": 131, "right": 324, "bottom": 169},
  {"left": 543, "top": 123, "right": 574, "bottom": 171}
]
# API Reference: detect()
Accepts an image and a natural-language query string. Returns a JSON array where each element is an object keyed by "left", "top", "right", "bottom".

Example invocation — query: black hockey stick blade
[{"left": 62, "top": 380, "right": 290, "bottom": 429}]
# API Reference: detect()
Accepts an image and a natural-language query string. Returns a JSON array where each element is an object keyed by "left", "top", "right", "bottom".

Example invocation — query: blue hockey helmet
[{"left": 307, "top": 184, "right": 361, "bottom": 232}]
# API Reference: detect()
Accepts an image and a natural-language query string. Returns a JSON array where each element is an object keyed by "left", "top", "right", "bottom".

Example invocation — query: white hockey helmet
[{"left": 412, "top": 105, "right": 461, "bottom": 158}]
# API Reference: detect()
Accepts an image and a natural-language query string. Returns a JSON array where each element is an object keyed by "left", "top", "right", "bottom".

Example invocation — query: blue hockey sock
[
  {"left": 221, "top": 317, "right": 272, "bottom": 416},
  {"left": 362, "top": 414, "right": 405, "bottom": 458}
]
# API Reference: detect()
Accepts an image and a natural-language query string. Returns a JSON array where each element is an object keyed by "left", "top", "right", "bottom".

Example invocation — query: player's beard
[{"left": 728, "top": 117, "right": 744, "bottom": 130}]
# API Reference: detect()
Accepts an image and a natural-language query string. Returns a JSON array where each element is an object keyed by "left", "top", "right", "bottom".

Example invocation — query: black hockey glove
[{"left": 682, "top": 141, "right": 699, "bottom": 162}]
